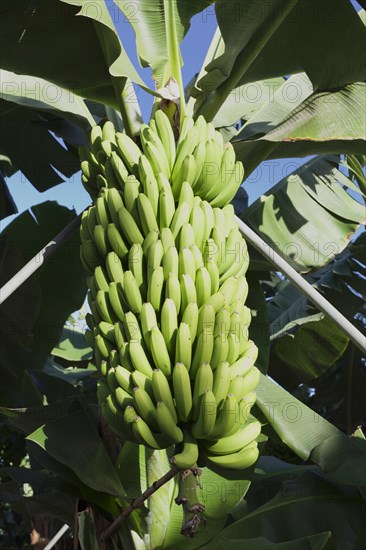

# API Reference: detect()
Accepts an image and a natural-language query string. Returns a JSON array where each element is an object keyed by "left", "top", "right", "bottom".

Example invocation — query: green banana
[
  {"left": 205, "top": 441, "right": 259, "bottom": 470},
  {"left": 156, "top": 401, "right": 183, "bottom": 444},
  {"left": 171, "top": 431, "right": 199, "bottom": 469}
]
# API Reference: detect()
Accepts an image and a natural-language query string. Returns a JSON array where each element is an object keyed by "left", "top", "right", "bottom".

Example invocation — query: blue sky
[{"left": 1, "top": 1, "right": 363, "bottom": 230}]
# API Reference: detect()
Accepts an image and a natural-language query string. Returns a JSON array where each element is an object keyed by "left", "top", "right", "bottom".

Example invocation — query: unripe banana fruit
[{"left": 80, "top": 111, "right": 260, "bottom": 473}]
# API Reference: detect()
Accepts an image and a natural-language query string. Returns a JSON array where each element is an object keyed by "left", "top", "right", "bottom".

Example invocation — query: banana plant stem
[
  {"left": 99, "top": 467, "right": 177, "bottom": 542},
  {"left": 236, "top": 217, "right": 366, "bottom": 353}
]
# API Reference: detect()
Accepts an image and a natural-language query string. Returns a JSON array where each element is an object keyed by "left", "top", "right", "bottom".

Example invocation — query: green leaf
[
  {"left": 0, "top": 69, "right": 94, "bottom": 125},
  {"left": 269, "top": 318, "right": 349, "bottom": 389},
  {"left": 241, "top": 156, "right": 365, "bottom": 272},
  {"left": 0, "top": 202, "right": 87, "bottom": 407},
  {"left": 43, "top": 358, "right": 97, "bottom": 385},
  {"left": 234, "top": 82, "right": 366, "bottom": 165},
  {"left": 51, "top": 324, "right": 93, "bottom": 362},
  {"left": 267, "top": 233, "right": 366, "bottom": 343},
  {"left": 115, "top": 0, "right": 214, "bottom": 89},
  {"left": 195, "top": 0, "right": 366, "bottom": 120},
  {"left": 207, "top": 471, "right": 365, "bottom": 548},
  {"left": 256, "top": 374, "right": 366, "bottom": 487},
  {"left": 26, "top": 408, "right": 124, "bottom": 497},
  {"left": 211, "top": 78, "right": 285, "bottom": 128},
  {"left": 0, "top": 98, "right": 80, "bottom": 190},
  {"left": 0, "top": 0, "right": 148, "bottom": 107}
]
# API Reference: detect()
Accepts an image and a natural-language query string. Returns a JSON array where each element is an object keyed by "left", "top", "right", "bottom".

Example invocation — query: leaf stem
[
  {"left": 99, "top": 467, "right": 178, "bottom": 542},
  {"left": 164, "top": 0, "right": 187, "bottom": 122}
]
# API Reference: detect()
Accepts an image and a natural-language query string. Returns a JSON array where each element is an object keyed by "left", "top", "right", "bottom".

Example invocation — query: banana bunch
[{"left": 80, "top": 111, "right": 261, "bottom": 472}]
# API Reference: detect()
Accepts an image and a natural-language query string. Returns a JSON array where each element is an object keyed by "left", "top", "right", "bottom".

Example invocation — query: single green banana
[
  {"left": 122, "top": 270, "right": 143, "bottom": 314},
  {"left": 94, "top": 224, "right": 110, "bottom": 257},
  {"left": 98, "top": 321, "right": 116, "bottom": 345},
  {"left": 95, "top": 333, "right": 113, "bottom": 360},
  {"left": 211, "top": 161, "right": 244, "bottom": 208},
  {"left": 131, "top": 370, "right": 154, "bottom": 398},
  {"left": 165, "top": 271, "right": 181, "bottom": 313},
  {"left": 132, "top": 416, "right": 170, "bottom": 450},
  {"left": 149, "top": 326, "right": 172, "bottom": 377},
  {"left": 172, "top": 362, "right": 192, "bottom": 422},
  {"left": 123, "top": 311, "right": 142, "bottom": 342},
  {"left": 205, "top": 257, "right": 220, "bottom": 293},
  {"left": 96, "top": 290, "right": 116, "bottom": 324},
  {"left": 118, "top": 205, "right": 144, "bottom": 246},
  {"left": 170, "top": 202, "right": 191, "bottom": 239},
  {"left": 206, "top": 420, "right": 261, "bottom": 455},
  {"left": 123, "top": 175, "right": 140, "bottom": 219},
  {"left": 207, "top": 393, "right": 239, "bottom": 440},
  {"left": 156, "top": 401, "right": 183, "bottom": 444},
  {"left": 178, "top": 181, "right": 195, "bottom": 211},
  {"left": 128, "top": 340, "right": 154, "bottom": 378},
  {"left": 192, "top": 362, "right": 213, "bottom": 419},
  {"left": 160, "top": 298, "right": 178, "bottom": 356},
  {"left": 230, "top": 340, "right": 258, "bottom": 379},
  {"left": 175, "top": 322, "right": 192, "bottom": 370},
  {"left": 147, "top": 239, "right": 164, "bottom": 277},
  {"left": 94, "top": 265, "right": 109, "bottom": 292},
  {"left": 102, "top": 120, "right": 116, "bottom": 143},
  {"left": 115, "top": 132, "right": 142, "bottom": 175},
  {"left": 106, "top": 223, "right": 129, "bottom": 260},
  {"left": 210, "top": 333, "right": 229, "bottom": 370},
  {"left": 140, "top": 302, "right": 157, "bottom": 347},
  {"left": 212, "top": 361, "right": 231, "bottom": 409},
  {"left": 181, "top": 301, "right": 199, "bottom": 342},
  {"left": 205, "top": 441, "right": 259, "bottom": 470},
  {"left": 128, "top": 243, "right": 145, "bottom": 290},
  {"left": 115, "top": 365, "right": 133, "bottom": 393},
  {"left": 179, "top": 223, "right": 195, "bottom": 249},
  {"left": 190, "top": 327, "right": 214, "bottom": 379},
  {"left": 105, "top": 251, "right": 124, "bottom": 285},
  {"left": 192, "top": 390, "right": 217, "bottom": 439},
  {"left": 179, "top": 247, "right": 196, "bottom": 282},
  {"left": 152, "top": 369, "right": 177, "bottom": 423},
  {"left": 115, "top": 386, "right": 134, "bottom": 409},
  {"left": 200, "top": 201, "right": 214, "bottom": 242},
  {"left": 196, "top": 304, "right": 215, "bottom": 338},
  {"left": 114, "top": 321, "right": 126, "bottom": 349},
  {"left": 189, "top": 205, "right": 206, "bottom": 251},
  {"left": 163, "top": 246, "right": 179, "bottom": 279},
  {"left": 190, "top": 244, "right": 204, "bottom": 271},
  {"left": 171, "top": 154, "right": 196, "bottom": 199},
  {"left": 154, "top": 109, "right": 176, "bottom": 172},
  {"left": 133, "top": 386, "right": 159, "bottom": 431},
  {"left": 171, "top": 431, "right": 199, "bottom": 470},
  {"left": 108, "top": 281, "right": 126, "bottom": 323},
  {"left": 105, "top": 188, "right": 124, "bottom": 226},
  {"left": 227, "top": 331, "right": 240, "bottom": 365},
  {"left": 242, "top": 367, "right": 261, "bottom": 394},
  {"left": 195, "top": 266, "right": 212, "bottom": 307},
  {"left": 137, "top": 192, "right": 159, "bottom": 237},
  {"left": 147, "top": 266, "right": 164, "bottom": 312},
  {"left": 161, "top": 227, "right": 176, "bottom": 253},
  {"left": 180, "top": 273, "right": 197, "bottom": 313}
]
